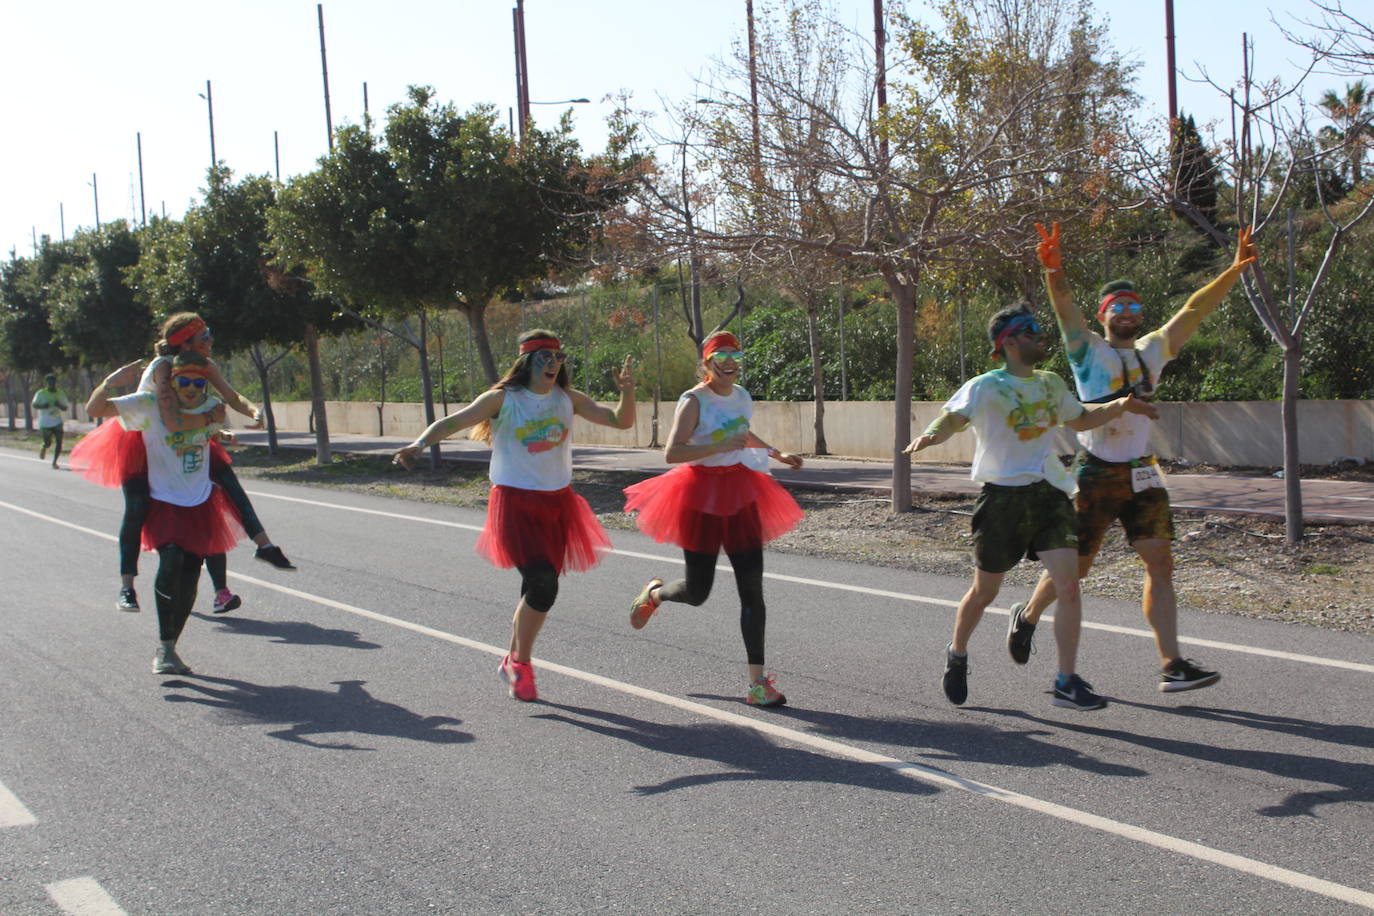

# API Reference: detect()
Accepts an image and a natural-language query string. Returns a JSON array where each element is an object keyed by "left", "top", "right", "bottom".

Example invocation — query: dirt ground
[{"left": 8, "top": 427, "right": 1370, "bottom": 636}]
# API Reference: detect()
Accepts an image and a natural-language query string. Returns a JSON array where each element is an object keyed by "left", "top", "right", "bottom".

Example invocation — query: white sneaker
[{"left": 152, "top": 643, "right": 191, "bottom": 675}]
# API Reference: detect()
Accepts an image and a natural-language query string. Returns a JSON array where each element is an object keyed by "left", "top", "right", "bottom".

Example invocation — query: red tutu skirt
[
  {"left": 475, "top": 485, "right": 611, "bottom": 574},
  {"left": 69, "top": 422, "right": 232, "bottom": 489},
  {"left": 141, "top": 486, "right": 246, "bottom": 556},
  {"left": 68, "top": 420, "right": 147, "bottom": 488},
  {"left": 622, "top": 463, "right": 803, "bottom": 554}
]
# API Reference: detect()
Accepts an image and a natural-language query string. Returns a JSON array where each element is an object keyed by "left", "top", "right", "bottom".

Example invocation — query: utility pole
[
  {"left": 873, "top": 0, "right": 888, "bottom": 166},
  {"left": 513, "top": 1, "right": 530, "bottom": 139},
  {"left": 59, "top": 203, "right": 66, "bottom": 242},
  {"left": 274, "top": 130, "right": 281, "bottom": 181},
  {"left": 136, "top": 132, "right": 147, "bottom": 225},
  {"left": 318, "top": 3, "right": 335, "bottom": 151},
  {"left": 1165, "top": 0, "right": 1178, "bottom": 137},
  {"left": 201, "top": 80, "right": 217, "bottom": 168},
  {"left": 746, "top": 0, "right": 760, "bottom": 184},
  {"left": 91, "top": 173, "right": 100, "bottom": 228}
]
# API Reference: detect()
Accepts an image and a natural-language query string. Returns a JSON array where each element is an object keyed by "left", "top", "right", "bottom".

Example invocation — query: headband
[
  {"left": 1098, "top": 290, "right": 1140, "bottom": 320},
  {"left": 166, "top": 317, "right": 207, "bottom": 348},
  {"left": 992, "top": 314, "right": 1039, "bottom": 354},
  {"left": 171, "top": 364, "right": 209, "bottom": 379},
  {"left": 519, "top": 337, "right": 562, "bottom": 355},
  {"left": 702, "top": 333, "right": 741, "bottom": 359}
]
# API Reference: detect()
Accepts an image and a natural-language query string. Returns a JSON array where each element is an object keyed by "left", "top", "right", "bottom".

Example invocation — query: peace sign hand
[
  {"left": 1035, "top": 222, "right": 1064, "bottom": 272},
  {"left": 614, "top": 355, "right": 636, "bottom": 391}
]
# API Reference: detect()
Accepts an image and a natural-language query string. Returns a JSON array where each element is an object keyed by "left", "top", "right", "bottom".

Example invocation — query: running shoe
[
  {"left": 498, "top": 654, "right": 539, "bottom": 702},
  {"left": 1051, "top": 674, "right": 1107, "bottom": 710},
  {"left": 116, "top": 586, "right": 140, "bottom": 612},
  {"left": 746, "top": 673, "right": 787, "bottom": 707},
  {"left": 212, "top": 588, "right": 242, "bottom": 614},
  {"left": 1158, "top": 658, "right": 1220, "bottom": 693},
  {"left": 152, "top": 644, "right": 192, "bottom": 675},
  {"left": 942, "top": 645, "right": 969, "bottom": 706},
  {"left": 1006, "top": 601, "right": 1037, "bottom": 665},
  {"left": 629, "top": 577, "right": 663, "bottom": 630},
  {"left": 254, "top": 545, "right": 296, "bottom": 570}
]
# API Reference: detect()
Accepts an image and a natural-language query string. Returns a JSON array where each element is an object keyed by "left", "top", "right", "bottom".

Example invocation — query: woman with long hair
[
  {"left": 84, "top": 352, "right": 246, "bottom": 673},
  {"left": 622, "top": 331, "right": 804, "bottom": 707},
  {"left": 393, "top": 329, "right": 636, "bottom": 703},
  {"left": 69, "top": 312, "right": 293, "bottom": 615}
]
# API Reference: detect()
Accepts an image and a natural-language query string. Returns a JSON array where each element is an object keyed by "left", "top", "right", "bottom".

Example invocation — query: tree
[
  {"left": 46, "top": 220, "right": 152, "bottom": 370},
  {"left": 1, "top": 241, "right": 75, "bottom": 427},
  {"left": 1317, "top": 80, "right": 1374, "bottom": 185},
  {"left": 631, "top": 0, "right": 1136, "bottom": 508},
  {"left": 1169, "top": 114, "right": 1220, "bottom": 233}
]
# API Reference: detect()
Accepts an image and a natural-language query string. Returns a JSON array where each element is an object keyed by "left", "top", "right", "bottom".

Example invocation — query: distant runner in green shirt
[{"left": 32, "top": 374, "right": 70, "bottom": 468}]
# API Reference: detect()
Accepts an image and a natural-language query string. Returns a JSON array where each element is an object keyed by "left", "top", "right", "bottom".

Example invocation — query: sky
[{"left": 1, "top": 0, "right": 1350, "bottom": 260}]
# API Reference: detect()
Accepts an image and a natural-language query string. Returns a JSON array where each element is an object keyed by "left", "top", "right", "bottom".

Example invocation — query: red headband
[
  {"left": 171, "top": 364, "right": 209, "bottom": 379},
  {"left": 166, "top": 317, "right": 206, "bottom": 347},
  {"left": 702, "top": 333, "right": 741, "bottom": 359},
  {"left": 519, "top": 337, "right": 562, "bottom": 355},
  {"left": 1098, "top": 290, "right": 1140, "bottom": 320}
]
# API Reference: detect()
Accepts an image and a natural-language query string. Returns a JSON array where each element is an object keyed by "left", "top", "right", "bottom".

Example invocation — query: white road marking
[
  {"left": 241, "top": 490, "right": 1374, "bottom": 675},
  {"left": 45, "top": 877, "right": 127, "bottom": 916},
  {"left": 0, "top": 780, "right": 37, "bottom": 827},
  {"left": 2, "top": 496, "right": 1372, "bottom": 908}
]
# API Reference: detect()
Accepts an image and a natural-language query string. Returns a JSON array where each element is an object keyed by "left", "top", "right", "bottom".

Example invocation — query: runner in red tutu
[
  {"left": 83, "top": 352, "right": 246, "bottom": 674},
  {"left": 393, "top": 330, "right": 636, "bottom": 703},
  {"left": 623, "top": 331, "right": 804, "bottom": 707},
  {"left": 69, "top": 312, "right": 293, "bottom": 616}
]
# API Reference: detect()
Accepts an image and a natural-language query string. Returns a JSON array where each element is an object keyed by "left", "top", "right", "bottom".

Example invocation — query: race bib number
[{"left": 1131, "top": 462, "right": 1165, "bottom": 493}]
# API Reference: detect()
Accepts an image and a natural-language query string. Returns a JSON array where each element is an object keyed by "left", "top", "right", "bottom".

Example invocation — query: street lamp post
[{"left": 198, "top": 80, "right": 217, "bottom": 169}]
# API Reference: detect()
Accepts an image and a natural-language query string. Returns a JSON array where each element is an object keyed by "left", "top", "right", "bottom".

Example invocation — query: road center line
[
  {"left": 45, "top": 877, "right": 128, "bottom": 916},
  {"left": 3, "top": 496, "right": 1372, "bottom": 909},
  {"left": 0, "top": 779, "right": 37, "bottom": 828},
  {"left": 242, "top": 489, "right": 1374, "bottom": 675}
]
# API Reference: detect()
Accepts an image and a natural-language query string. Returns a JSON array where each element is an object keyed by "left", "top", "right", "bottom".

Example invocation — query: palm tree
[{"left": 1318, "top": 80, "right": 1373, "bottom": 186}]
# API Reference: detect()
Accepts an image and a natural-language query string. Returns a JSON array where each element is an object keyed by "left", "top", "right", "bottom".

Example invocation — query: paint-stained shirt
[
  {"left": 112, "top": 391, "right": 222, "bottom": 506},
  {"left": 944, "top": 368, "right": 1082, "bottom": 495},
  {"left": 31, "top": 388, "right": 69, "bottom": 428},
  {"left": 1069, "top": 329, "right": 1170, "bottom": 462},
  {"left": 680, "top": 384, "right": 768, "bottom": 471},
  {"left": 489, "top": 385, "right": 574, "bottom": 491}
]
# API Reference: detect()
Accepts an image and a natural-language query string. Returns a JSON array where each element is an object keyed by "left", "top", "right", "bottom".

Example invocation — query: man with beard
[
  {"left": 1004, "top": 224, "right": 1256, "bottom": 694},
  {"left": 907, "top": 304, "right": 1157, "bottom": 710}
]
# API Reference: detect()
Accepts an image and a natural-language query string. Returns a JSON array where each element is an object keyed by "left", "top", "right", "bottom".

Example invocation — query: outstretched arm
[
  {"left": 1035, "top": 222, "right": 1090, "bottom": 364},
  {"left": 1160, "top": 226, "right": 1257, "bottom": 357},
  {"left": 1064, "top": 393, "right": 1159, "bottom": 432},
  {"left": 741, "top": 430, "right": 803, "bottom": 469},
  {"left": 570, "top": 355, "right": 636, "bottom": 429},
  {"left": 205, "top": 359, "right": 262, "bottom": 426},
  {"left": 392, "top": 389, "right": 505, "bottom": 469},
  {"left": 903, "top": 409, "right": 970, "bottom": 454}
]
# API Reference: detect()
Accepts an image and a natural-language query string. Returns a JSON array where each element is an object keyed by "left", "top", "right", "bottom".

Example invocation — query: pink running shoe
[
  {"left": 629, "top": 577, "right": 663, "bottom": 630},
  {"left": 498, "top": 654, "right": 539, "bottom": 702},
  {"left": 746, "top": 673, "right": 787, "bottom": 708}
]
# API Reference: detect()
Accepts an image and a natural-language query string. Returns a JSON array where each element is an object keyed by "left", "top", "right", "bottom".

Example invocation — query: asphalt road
[{"left": 2, "top": 446, "right": 1372, "bottom": 915}]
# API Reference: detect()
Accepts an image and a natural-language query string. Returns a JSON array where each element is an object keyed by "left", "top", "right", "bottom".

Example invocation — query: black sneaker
[
  {"left": 1006, "top": 602, "right": 1037, "bottom": 665},
  {"left": 254, "top": 545, "right": 296, "bottom": 570},
  {"left": 942, "top": 646, "right": 969, "bottom": 706},
  {"left": 1158, "top": 659, "right": 1220, "bottom": 693},
  {"left": 1052, "top": 674, "right": 1107, "bottom": 710},
  {"left": 116, "top": 586, "right": 140, "bottom": 612}
]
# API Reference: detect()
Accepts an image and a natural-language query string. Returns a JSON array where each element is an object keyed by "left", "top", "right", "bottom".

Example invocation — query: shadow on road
[
  {"left": 161, "top": 675, "right": 472, "bottom": 751},
  {"left": 534, "top": 700, "right": 939, "bottom": 797},
  {"left": 192, "top": 612, "right": 382, "bottom": 649}
]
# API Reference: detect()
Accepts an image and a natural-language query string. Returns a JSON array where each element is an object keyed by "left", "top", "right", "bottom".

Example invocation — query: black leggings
[
  {"left": 154, "top": 545, "right": 203, "bottom": 642},
  {"left": 518, "top": 561, "right": 559, "bottom": 613},
  {"left": 119, "top": 465, "right": 262, "bottom": 579},
  {"left": 658, "top": 548, "right": 767, "bottom": 665}
]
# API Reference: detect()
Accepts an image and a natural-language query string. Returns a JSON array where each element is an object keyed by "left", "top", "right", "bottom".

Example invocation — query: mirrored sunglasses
[
  {"left": 174, "top": 376, "right": 208, "bottom": 389},
  {"left": 1107, "top": 301, "right": 1142, "bottom": 316},
  {"left": 707, "top": 349, "right": 744, "bottom": 363},
  {"left": 531, "top": 350, "right": 567, "bottom": 365}
]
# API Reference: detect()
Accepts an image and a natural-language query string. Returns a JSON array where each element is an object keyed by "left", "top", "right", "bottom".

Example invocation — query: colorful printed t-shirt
[
  {"left": 681, "top": 384, "right": 768, "bottom": 471},
  {"left": 1069, "top": 329, "right": 1170, "bottom": 462},
  {"left": 944, "top": 368, "right": 1083, "bottom": 494},
  {"left": 112, "top": 391, "right": 222, "bottom": 506},
  {"left": 489, "top": 385, "right": 574, "bottom": 491},
  {"left": 32, "top": 389, "right": 70, "bottom": 428}
]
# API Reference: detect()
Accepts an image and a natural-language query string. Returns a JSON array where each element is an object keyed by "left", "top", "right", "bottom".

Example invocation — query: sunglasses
[
  {"left": 530, "top": 350, "right": 567, "bottom": 366},
  {"left": 707, "top": 349, "right": 744, "bottom": 363},
  {"left": 174, "top": 376, "right": 208, "bottom": 389},
  {"left": 1107, "top": 302, "right": 1142, "bottom": 316}
]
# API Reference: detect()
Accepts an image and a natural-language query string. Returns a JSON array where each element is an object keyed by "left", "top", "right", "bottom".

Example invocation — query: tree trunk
[
  {"left": 416, "top": 310, "right": 440, "bottom": 469},
  {"left": 467, "top": 305, "right": 500, "bottom": 384},
  {"left": 250, "top": 344, "right": 279, "bottom": 456},
  {"left": 1282, "top": 342, "right": 1304, "bottom": 544},
  {"left": 805, "top": 302, "right": 829, "bottom": 455},
  {"left": 304, "top": 323, "right": 331, "bottom": 465},
  {"left": 888, "top": 275, "right": 917, "bottom": 512},
  {"left": 4, "top": 372, "right": 16, "bottom": 429}
]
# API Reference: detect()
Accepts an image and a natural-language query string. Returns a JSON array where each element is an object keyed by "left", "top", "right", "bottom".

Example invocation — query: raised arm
[
  {"left": 569, "top": 355, "right": 636, "bottom": 429},
  {"left": 1159, "top": 226, "right": 1257, "bottom": 357},
  {"left": 205, "top": 359, "right": 262, "bottom": 426},
  {"left": 85, "top": 361, "right": 148, "bottom": 419},
  {"left": 393, "top": 388, "right": 506, "bottom": 469},
  {"left": 1036, "top": 222, "right": 1090, "bottom": 364}
]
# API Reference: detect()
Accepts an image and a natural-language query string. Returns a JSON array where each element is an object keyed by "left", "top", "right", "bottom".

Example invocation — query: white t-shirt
[
  {"left": 1069, "top": 329, "right": 1170, "bottom": 462},
  {"left": 113, "top": 391, "right": 222, "bottom": 506},
  {"left": 32, "top": 389, "right": 69, "bottom": 428},
  {"left": 944, "top": 368, "right": 1083, "bottom": 495},
  {"left": 488, "top": 386, "right": 574, "bottom": 491},
  {"left": 137, "top": 355, "right": 171, "bottom": 394},
  {"left": 681, "top": 385, "right": 769, "bottom": 471}
]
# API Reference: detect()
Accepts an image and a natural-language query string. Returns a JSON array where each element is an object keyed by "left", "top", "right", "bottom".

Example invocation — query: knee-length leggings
[{"left": 657, "top": 548, "right": 767, "bottom": 665}]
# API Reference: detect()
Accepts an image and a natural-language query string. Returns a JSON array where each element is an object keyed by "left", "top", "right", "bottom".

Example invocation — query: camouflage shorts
[
  {"left": 1072, "top": 452, "right": 1175, "bottom": 557},
  {"left": 971, "top": 480, "right": 1078, "bottom": 574}
]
